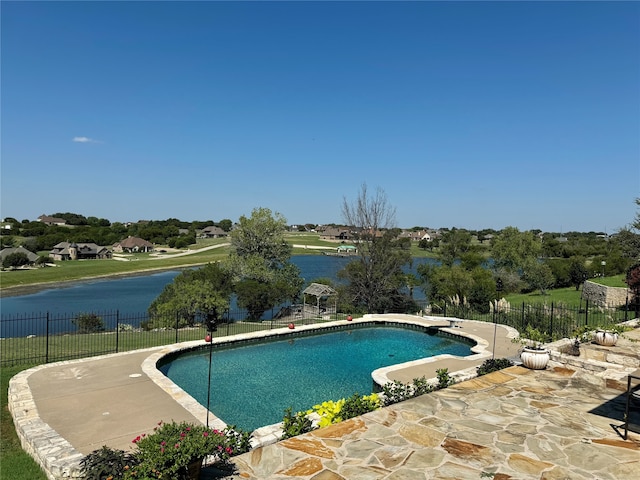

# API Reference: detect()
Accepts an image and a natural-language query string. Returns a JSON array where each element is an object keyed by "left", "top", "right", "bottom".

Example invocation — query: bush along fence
[
  {"left": 416, "top": 297, "right": 635, "bottom": 343},
  {"left": 1, "top": 299, "right": 635, "bottom": 367}
]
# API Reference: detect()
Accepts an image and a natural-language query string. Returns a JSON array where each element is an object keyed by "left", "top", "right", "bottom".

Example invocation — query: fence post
[
  {"left": 175, "top": 313, "right": 179, "bottom": 344},
  {"left": 115, "top": 310, "right": 120, "bottom": 353},
  {"left": 521, "top": 302, "right": 525, "bottom": 332},
  {"left": 550, "top": 302, "right": 554, "bottom": 338},
  {"left": 585, "top": 300, "right": 589, "bottom": 327},
  {"left": 46, "top": 312, "right": 50, "bottom": 364},
  {"left": 625, "top": 294, "right": 629, "bottom": 322}
]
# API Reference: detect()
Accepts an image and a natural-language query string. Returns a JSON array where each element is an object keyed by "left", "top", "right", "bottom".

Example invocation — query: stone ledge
[{"left": 8, "top": 364, "right": 84, "bottom": 479}]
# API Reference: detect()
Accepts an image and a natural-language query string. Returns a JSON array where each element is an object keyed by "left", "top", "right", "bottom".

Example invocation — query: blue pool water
[{"left": 159, "top": 324, "right": 473, "bottom": 431}]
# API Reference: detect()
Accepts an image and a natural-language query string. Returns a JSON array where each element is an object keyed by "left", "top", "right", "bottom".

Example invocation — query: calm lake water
[{"left": 0, "top": 255, "right": 436, "bottom": 336}]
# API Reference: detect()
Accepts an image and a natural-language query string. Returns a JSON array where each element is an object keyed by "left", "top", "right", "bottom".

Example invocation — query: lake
[{"left": 0, "top": 255, "right": 435, "bottom": 321}]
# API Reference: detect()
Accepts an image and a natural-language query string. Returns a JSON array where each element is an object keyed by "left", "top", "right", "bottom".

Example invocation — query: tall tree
[
  {"left": 339, "top": 184, "right": 413, "bottom": 313},
  {"left": 491, "top": 227, "right": 542, "bottom": 273},
  {"left": 438, "top": 228, "right": 474, "bottom": 267},
  {"left": 522, "top": 261, "right": 556, "bottom": 295},
  {"left": 225, "top": 207, "right": 303, "bottom": 320},
  {"left": 148, "top": 262, "right": 234, "bottom": 328},
  {"left": 568, "top": 258, "right": 588, "bottom": 291}
]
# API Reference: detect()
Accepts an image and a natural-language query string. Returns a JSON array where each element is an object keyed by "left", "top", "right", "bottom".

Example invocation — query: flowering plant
[
  {"left": 307, "top": 393, "right": 381, "bottom": 428},
  {"left": 123, "top": 420, "right": 251, "bottom": 480}
]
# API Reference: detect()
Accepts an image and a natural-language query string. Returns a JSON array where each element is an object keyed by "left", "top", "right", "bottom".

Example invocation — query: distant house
[
  {"left": 50, "top": 242, "right": 112, "bottom": 261},
  {"left": 113, "top": 236, "right": 154, "bottom": 253},
  {"left": 0, "top": 246, "right": 39, "bottom": 264},
  {"left": 200, "top": 226, "right": 228, "bottom": 238},
  {"left": 320, "top": 227, "right": 352, "bottom": 241},
  {"left": 400, "top": 230, "right": 432, "bottom": 242},
  {"left": 37, "top": 214, "right": 67, "bottom": 226}
]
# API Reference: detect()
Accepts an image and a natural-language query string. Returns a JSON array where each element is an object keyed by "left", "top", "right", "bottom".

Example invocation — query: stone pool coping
[{"left": 142, "top": 314, "right": 507, "bottom": 445}]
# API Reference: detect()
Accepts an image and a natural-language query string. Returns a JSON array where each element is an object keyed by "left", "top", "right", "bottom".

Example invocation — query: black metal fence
[
  {"left": 417, "top": 298, "right": 635, "bottom": 342},
  {"left": 0, "top": 306, "right": 342, "bottom": 367},
  {"left": 1, "top": 300, "right": 635, "bottom": 367}
]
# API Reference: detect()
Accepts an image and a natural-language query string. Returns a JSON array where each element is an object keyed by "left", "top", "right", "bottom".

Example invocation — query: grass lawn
[
  {"left": 1, "top": 365, "right": 48, "bottom": 480},
  {"left": 0, "top": 243, "right": 231, "bottom": 291},
  {"left": 504, "top": 287, "right": 584, "bottom": 307},
  {"left": 0, "top": 322, "right": 276, "bottom": 367}
]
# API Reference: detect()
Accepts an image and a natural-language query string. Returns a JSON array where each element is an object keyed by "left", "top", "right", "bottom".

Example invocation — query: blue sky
[{"left": 2, "top": 1, "right": 638, "bottom": 232}]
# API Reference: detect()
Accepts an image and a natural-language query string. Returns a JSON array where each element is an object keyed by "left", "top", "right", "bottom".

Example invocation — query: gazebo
[{"left": 302, "top": 283, "right": 337, "bottom": 317}]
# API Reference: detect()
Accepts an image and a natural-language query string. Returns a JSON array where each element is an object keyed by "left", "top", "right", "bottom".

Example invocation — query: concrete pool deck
[{"left": 8, "top": 314, "right": 640, "bottom": 479}]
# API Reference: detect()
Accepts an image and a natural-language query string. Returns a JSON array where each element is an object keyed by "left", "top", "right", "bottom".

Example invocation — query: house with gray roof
[
  {"left": 0, "top": 246, "right": 40, "bottom": 264},
  {"left": 49, "top": 242, "right": 112, "bottom": 261},
  {"left": 37, "top": 214, "right": 67, "bottom": 226},
  {"left": 112, "top": 236, "right": 154, "bottom": 253},
  {"left": 200, "top": 226, "right": 228, "bottom": 238}
]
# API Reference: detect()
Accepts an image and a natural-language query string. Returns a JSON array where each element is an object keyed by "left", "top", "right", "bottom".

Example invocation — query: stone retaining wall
[{"left": 581, "top": 280, "right": 629, "bottom": 307}]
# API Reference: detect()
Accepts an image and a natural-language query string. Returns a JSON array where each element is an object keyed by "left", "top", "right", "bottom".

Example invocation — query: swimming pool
[{"left": 158, "top": 322, "right": 474, "bottom": 431}]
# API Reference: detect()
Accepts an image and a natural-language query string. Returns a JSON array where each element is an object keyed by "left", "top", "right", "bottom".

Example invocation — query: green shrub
[
  {"left": 79, "top": 446, "right": 138, "bottom": 480},
  {"left": 411, "top": 376, "right": 433, "bottom": 396},
  {"left": 476, "top": 358, "right": 514, "bottom": 376},
  {"left": 281, "top": 407, "right": 316, "bottom": 439},
  {"left": 436, "top": 368, "right": 454, "bottom": 389},
  {"left": 337, "top": 393, "right": 380, "bottom": 421},
  {"left": 72, "top": 313, "right": 105, "bottom": 333},
  {"left": 381, "top": 380, "right": 413, "bottom": 406},
  {"left": 381, "top": 375, "right": 444, "bottom": 406}
]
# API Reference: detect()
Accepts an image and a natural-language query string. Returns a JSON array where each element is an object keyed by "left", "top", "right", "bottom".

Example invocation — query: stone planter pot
[
  {"left": 520, "top": 347, "right": 550, "bottom": 370},
  {"left": 594, "top": 330, "right": 618, "bottom": 347}
]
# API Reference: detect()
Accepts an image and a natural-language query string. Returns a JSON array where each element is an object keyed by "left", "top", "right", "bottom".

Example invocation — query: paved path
[{"left": 8, "top": 315, "right": 640, "bottom": 479}]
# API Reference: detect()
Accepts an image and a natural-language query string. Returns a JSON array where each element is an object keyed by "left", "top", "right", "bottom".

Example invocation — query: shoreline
[{"left": 0, "top": 266, "right": 195, "bottom": 298}]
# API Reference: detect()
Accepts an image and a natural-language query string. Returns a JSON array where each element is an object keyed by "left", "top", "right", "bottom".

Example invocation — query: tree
[
  {"left": 491, "top": 227, "right": 541, "bottom": 273},
  {"left": 522, "top": 262, "right": 555, "bottom": 295},
  {"left": 225, "top": 207, "right": 303, "bottom": 320},
  {"left": 612, "top": 227, "right": 640, "bottom": 262},
  {"left": 218, "top": 219, "right": 233, "bottom": 232},
  {"left": 339, "top": 184, "right": 414, "bottom": 313},
  {"left": 35, "top": 255, "right": 54, "bottom": 267},
  {"left": 568, "top": 258, "right": 588, "bottom": 290},
  {"left": 418, "top": 263, "right": 474, "bottom": 304},
  {"left": 0, "top": 235, "right": 16, "bottom": 249},
  {"left": 467, "top": 268, "right": 496, "bottom": 314},
  {"left": 2, "top": 252, "right": 31, "bottom": 269},
  {"left": 148, "top": 263, "right": 234, "bottom": 328},
  {"left": 625, "top": 262, "right": 640, "bottom": 317},
  {"left": 438, "top": 228, "right": 474, "bottom": 267}
]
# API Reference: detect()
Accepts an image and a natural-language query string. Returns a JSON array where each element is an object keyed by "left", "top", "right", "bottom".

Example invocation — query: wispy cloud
[{"left": 72, "top": 136, "right": 101, "bottom": 143}]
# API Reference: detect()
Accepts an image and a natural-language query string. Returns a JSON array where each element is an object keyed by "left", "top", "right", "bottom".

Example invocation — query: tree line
[{"left": 0, "top": 214, "right": 233, "bottom": 252}]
